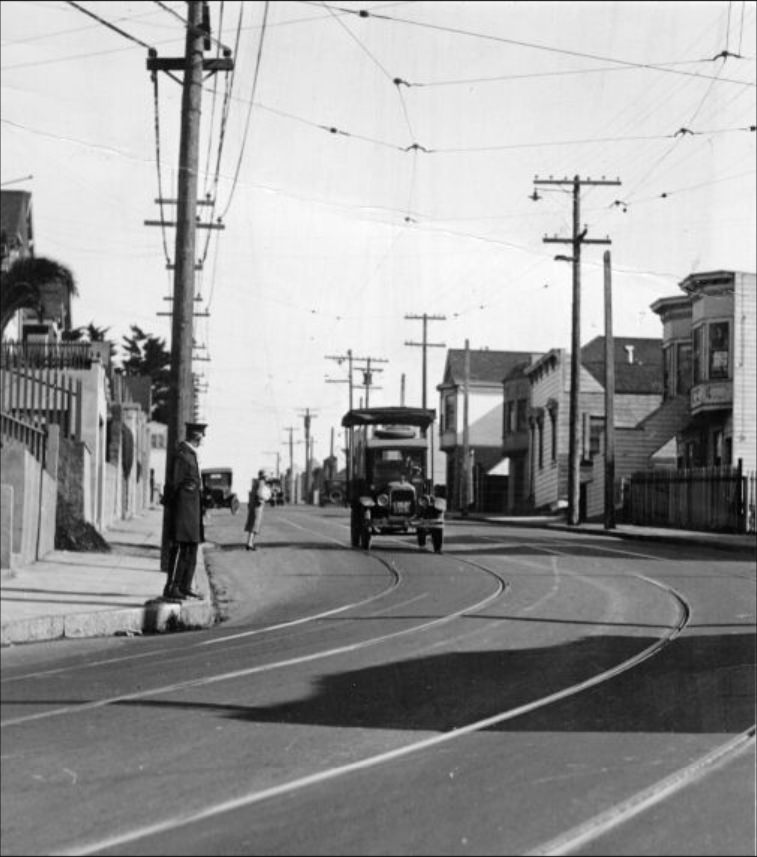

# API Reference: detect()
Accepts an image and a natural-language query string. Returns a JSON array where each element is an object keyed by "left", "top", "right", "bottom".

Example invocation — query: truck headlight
[{"left": 377, "top": 493, "right": 389, "bottom": 507}]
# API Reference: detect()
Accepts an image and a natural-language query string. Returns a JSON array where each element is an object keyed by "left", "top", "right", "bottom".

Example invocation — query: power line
[
  {"left": 219, "top": 1, "right": 270, "bottom": 220},
  {"left": 65, "top": 1, "right": 153, "bottom": 50}
]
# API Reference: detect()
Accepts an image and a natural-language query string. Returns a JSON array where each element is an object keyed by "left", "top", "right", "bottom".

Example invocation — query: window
[
  {"left": 442, "top": 393, "right": 456, "bottom": 433},
  {"left": 677, "top": 342, "right": 692, "bottom": 394},
  {"left": 709, "top": 321, "right": 730, "bottom": 379},
  {"left": 663, "top": 345, "right": 674, "bottom": 399},
  {"left": 516, "top": 399, "right": 528, "bottom": 432},
  {"left": 549, "top": 409, "right": 557, "bottom": 462},
  {"left": 713, "top": 430, "right": 723, "bottom": 466},
  {"left": 503, "top": 401, "right": 511, "bottom": 436},
  {"left": 589, "top": 416, "right": 604, "bottom": 458},
  {"left": 692, "top": 326, "right": 704, "bottom": 383},
  {"left": 537, "top": 418, "right": 544, "bottom": 469}
]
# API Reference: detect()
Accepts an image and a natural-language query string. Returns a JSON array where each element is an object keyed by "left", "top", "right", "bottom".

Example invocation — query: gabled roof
[
  {"left": 581, "top": 336, "right": 662, "bottom": 395},
  {"left": 440, "top": 349, "right": 539, "bottom": 388}
]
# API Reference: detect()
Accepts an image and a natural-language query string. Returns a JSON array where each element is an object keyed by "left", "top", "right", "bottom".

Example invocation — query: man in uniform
[{"left": 163, "top": 421, "right": 207, "bottom": 600}]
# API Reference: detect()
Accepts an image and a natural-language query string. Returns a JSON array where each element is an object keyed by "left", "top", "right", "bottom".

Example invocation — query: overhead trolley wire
[
  {"left": 306, "top": 2, "right": 755, "bottom": 87},
  {"left": 322, "top": 3, "right": 416, "bottom": 143}
]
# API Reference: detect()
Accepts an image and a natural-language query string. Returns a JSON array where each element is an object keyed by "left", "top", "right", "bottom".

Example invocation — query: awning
[{"left": 487, "top": 457, "right": 510, "bottom": 476}]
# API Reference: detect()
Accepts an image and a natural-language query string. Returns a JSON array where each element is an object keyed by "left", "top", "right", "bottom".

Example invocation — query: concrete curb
[
  {"left": 451, "top": 514, "right": 756, "bottom": 554},
  {"left": 0, "top": 544, "right": 217, "bottom": 647}
]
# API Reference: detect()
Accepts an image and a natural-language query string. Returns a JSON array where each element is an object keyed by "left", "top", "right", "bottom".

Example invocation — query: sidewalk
[
  {"left": 1, "top": 508, "right": 753, "bottom": 648},
  {"left": 0, "top": 506, "right": 214, "bottom": 646},
  {"left": 454, "top": 512, "right": 757, "bottom": 554}
]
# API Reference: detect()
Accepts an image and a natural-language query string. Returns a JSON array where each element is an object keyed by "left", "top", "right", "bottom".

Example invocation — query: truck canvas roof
[{"left": 341, "top": 406, "right": 436, "bottom": 429}]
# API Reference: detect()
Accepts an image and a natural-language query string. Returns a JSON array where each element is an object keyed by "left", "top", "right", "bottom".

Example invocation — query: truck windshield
[{"left": 369, "top": 449, "right": 424, "bottom": 484}]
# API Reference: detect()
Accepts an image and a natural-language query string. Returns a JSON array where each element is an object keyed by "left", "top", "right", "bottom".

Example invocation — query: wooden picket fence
[{"left": 623, "top": 465, "right": 756, "bottom": 534}]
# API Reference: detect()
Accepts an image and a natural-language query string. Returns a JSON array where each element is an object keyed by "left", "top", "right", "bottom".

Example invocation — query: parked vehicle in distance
[
  {"left": 201, "top": 468, "right": 240, "bottom": 514},
  {"left": 267, "top": 477, "right": 285, "bottom": 506},
  {"left": 342, "top": 406, "right": 446, "bottom": 552}
]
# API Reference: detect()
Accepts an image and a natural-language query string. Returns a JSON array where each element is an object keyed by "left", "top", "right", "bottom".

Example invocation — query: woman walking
[{"left": 244, "top": 469, "right": 271, "bottom": 551}]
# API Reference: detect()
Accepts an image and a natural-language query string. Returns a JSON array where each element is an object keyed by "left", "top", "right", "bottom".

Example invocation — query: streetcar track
[
  {"left": 9, "top": 515, "right": 745, "bottom": 857},
  {"left": 1, "top": 521, "right": 692, "bottom": 728},
  {"left": 526, "top": 726, "right": 757, "bottom": 856},
  {"left": 52, "top": 551, "right": 696, "bottom": 857}
]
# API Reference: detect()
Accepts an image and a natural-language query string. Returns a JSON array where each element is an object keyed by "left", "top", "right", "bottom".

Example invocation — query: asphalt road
[{"left": 1, "top": 505, "right": 755, "bottom": 856}]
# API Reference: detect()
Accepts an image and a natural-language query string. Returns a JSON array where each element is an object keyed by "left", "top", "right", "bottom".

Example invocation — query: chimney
[{"left": 624, "top": 344, "right": 635, "bottom": 364}]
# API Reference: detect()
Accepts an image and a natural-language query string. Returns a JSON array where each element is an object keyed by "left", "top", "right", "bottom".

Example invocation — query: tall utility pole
[
  {"left": 461, "top": 339, "right": 471, "bottom": 516},
  {"left": 283, "top": 426, "right": 297, "bottom": 503},
  {"left": 405, "top": 313, "right": 446, "bottom": 410},
  {"left": 361, "top": 356, "right": 385, "bottom": 407},
  {"left": 536, "top": 174, "right": 620, "bottom": 526},
  {"left": 154, "top": 1, "right": 204, "bottom": 570},
  {"left": 298, "top": 409, "right": 317, "bottom": 502},
  {"left": 603, "top": 250, "right": 616, "bottom": 530},
  {"left": 149, "top": 2, "right": 233, "bottom": 569},
  {"left": 325, "top": 350, "right": 355, "bottom": 411}
]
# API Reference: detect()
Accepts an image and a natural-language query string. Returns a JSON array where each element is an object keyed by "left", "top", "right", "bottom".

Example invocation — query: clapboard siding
[{"left": 733, "top": 272, "right": 756, "bottom": 470}]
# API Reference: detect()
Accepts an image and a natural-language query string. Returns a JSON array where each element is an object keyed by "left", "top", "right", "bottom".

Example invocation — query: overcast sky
[{"left": 2, "top": 0, "right": 755, "bottom": 489}]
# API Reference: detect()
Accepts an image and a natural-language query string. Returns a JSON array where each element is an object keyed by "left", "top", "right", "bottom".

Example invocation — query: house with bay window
[{"left": 652, "top": 270, "right": 756, "bottom": 471}]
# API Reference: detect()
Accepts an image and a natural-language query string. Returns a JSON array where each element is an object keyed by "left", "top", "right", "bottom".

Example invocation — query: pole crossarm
[
  {"left": 543, "top": 236, "right": 611, "bottom": 245},
  {"left": 534, "top": 177, "right": 621, "bottom": 186},
  {"left": 404, "top": 313, "right": 446, "bottom": 411},
  {"left": 147, "top": 56, "right": 234, "bottom": 73}
]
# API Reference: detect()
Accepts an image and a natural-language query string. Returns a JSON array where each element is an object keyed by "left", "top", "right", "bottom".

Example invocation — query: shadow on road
[{"left": 222, "top": 632, "right": 755, "bottom": 734}]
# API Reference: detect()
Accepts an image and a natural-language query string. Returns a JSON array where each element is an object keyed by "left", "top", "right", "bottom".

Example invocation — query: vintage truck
[{"left": 342, "top": 406, "right": 446, "bottom": 552}]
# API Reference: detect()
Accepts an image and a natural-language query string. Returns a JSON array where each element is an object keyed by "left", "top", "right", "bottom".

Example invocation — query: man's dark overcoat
[{"left": 169, "top": 441, "right": 204, "bottom": 543}]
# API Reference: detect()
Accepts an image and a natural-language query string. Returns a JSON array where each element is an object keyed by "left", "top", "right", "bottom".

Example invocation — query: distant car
[
  {"left": 267, "top": 477, "right": 285, "bottom": 506},
  {"left": 201, "top": 468, "right": 240, "bottom": 514}
]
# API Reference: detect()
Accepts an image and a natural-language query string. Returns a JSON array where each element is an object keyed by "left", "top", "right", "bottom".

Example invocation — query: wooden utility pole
[
  {"left": 536, "top": 174, "right": 620, "bottom": 526},
  {"left": 325, "top": 349, "right": 355, "bottom": 411},
  {"left": 157, "top": 1, "right": 205, "bottom": 571},
  {"left": 299, "top": 408, "right": 317, "bottom": 502},
  {"left": 405, "top": 313, "right": 445, "bottom": 489},
  {"left": 405, "top": 313, "right": 446, "bottom": 410},
  {"left": 354, "top": 355, "right": 388, "bottom": 407},
  {"left": 603, "top": 250, "right": 616, "bottom": 529},
  {"left": 461, "top": 339, "right": 470, "bottom": 516},
  {"left": 283, "top": 426, "right": 297, "bottom": 503}
]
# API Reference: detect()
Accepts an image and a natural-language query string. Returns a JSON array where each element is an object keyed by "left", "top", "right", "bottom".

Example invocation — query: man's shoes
[
  {"left": 163, "top": 585, "right": 184, "bottom": 601},
  {"left": 180, "top": 588, "right": 203, "bottom": 600}
]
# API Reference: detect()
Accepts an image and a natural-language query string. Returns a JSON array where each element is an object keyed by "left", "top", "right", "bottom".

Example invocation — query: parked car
[
  {"left": 267, "top": 477, "right": 285, "bottom": 506},
  {"left": 201, "top": 468, "right": 240, "bottom": 514},
  {"left": 342, "top": 406, "right": 446, "bottom": 552}
]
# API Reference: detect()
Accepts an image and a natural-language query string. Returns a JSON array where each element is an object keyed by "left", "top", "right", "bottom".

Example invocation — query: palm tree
[{"left": 0, "top": 256, "right": 77, "bottom": 337}]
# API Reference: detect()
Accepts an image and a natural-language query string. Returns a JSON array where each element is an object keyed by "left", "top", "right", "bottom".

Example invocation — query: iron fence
[{"left": 1, "top": 411, "right": 47, "bottom": 465}]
